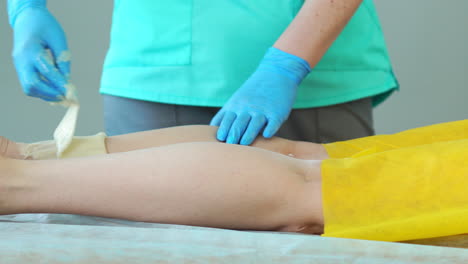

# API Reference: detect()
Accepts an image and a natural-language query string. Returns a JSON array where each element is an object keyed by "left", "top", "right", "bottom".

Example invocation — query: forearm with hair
[{"left": 274, "top": 0, "right": 363, "bottom": 66}]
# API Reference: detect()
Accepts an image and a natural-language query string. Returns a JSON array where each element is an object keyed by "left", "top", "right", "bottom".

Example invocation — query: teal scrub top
[{"left": 100, "top": 0, "right": 399, "bottom": 108}]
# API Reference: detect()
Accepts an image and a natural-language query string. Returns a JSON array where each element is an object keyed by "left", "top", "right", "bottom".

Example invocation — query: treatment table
[{"left": 0, "top": 214, "right": 467, "bottom": 263}]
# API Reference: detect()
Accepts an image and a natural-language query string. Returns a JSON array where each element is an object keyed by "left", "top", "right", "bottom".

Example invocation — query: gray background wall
[{"left": 1, "top": 0, "right": 467, "bottom": 142}]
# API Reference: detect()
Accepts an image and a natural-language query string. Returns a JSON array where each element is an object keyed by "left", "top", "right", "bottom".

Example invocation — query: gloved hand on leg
[{"left": 210, "top": 47, "right": 311, "bottom": 145}]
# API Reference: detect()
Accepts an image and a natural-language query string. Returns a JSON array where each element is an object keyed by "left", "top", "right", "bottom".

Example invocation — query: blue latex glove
[
  {"left": 8, "top": 0, "right": 70, "bottom": 101},
  {"left": 210, "top": 47, "right": 311, "bottom": 145}
]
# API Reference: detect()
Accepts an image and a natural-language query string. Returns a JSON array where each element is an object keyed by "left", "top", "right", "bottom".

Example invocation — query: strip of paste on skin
[{"left": 51, "top": 83, "right": 80, "bottom": 158}]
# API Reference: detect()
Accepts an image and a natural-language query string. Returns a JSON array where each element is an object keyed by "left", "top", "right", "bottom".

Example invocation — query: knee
[
  {"left": 291, "top": 140, "right": 329, "bottom": 160},
  {"left": 302, "top": 161, "right": 324, "bottom": 225},
  {"left": 273, "top": 160, "right": 324, "bottom": 233}
]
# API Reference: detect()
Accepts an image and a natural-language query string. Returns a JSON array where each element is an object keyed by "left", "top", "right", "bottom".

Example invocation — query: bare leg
[
  {"left": 0, "top": 136, "right": 26, "bottom": 160},
  {"left": 0, "top": 142, "right": 324, "bottom": 233},
  {"left": 106, "top": 125, "right": 328, "bottom": 159},
  {"left": 1, "top": 126, "right": 329, "bottom": 160}
]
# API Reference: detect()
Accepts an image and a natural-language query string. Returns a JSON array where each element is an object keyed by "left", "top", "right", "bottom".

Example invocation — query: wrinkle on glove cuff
[
  {"left": 321, "top": 137, "right": 468, "bottom": 242},
  {"left": 260, "top": 47, "right": 311, "bottom": 84},
  {"left": 8, "top": 0, "right": 46, "bottom": 27}
]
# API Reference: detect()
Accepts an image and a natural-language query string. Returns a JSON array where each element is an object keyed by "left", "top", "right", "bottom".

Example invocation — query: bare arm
[{"left": 275, "top": 0, "right": 363, "bottom": 66}]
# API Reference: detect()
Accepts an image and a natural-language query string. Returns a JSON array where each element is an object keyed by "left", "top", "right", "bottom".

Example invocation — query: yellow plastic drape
[
  {"left": 324, "top": 119, "right": 468, "bottom": 159},
  {"left": 321, "top": 120, "right": 468, "bottom": 241}
]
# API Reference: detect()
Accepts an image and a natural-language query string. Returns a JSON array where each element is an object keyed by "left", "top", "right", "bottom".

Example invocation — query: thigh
[
  {"left": 103, "top": 95, "right": 219, "bottom": 136},
  {"left": 277, "top": 97, "right": 374, "bottom": 143}
]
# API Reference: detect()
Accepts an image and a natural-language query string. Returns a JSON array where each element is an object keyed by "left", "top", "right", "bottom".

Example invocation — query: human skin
[
  {"left": 104, "top": 125, "right": 329, "bottom": 160},
  {"left": 275, "top": 0, "right": 363, "bottom": 66},
  {"left": 0, "top": 126, "right": 326, "bottom": 234},
  {"left": 1, "top": 125, "right": 329, "bottom": 161}
]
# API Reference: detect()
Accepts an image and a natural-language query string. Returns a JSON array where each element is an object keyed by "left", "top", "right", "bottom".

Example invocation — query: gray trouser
[{"left": 103, "top": 95, "right": 374, "bottom": 143}]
